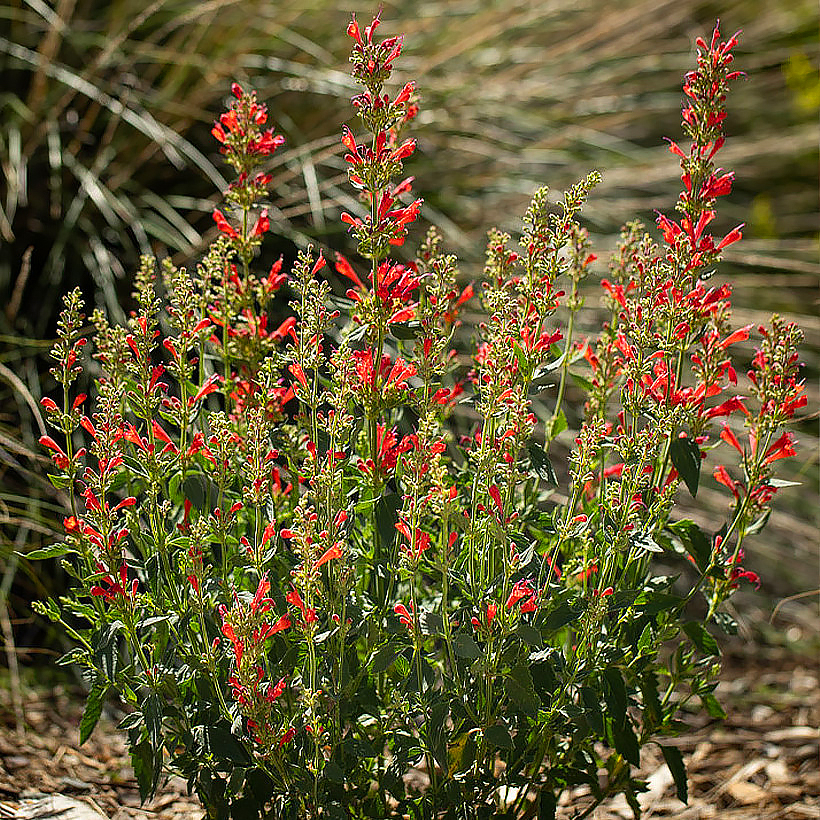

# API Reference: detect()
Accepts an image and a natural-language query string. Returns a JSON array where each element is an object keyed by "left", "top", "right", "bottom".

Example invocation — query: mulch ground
[{"left": 0, "top": 642, "right": 817, "bottom": 820}]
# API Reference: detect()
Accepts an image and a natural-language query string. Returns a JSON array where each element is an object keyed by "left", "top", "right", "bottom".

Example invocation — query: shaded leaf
[
  {"left": 670, "top": 436, "right": 701, "bottom": 497},
  {"left": 485, "top": 724, "right": 513, "bottom": 750},
  {"left": 660, "top": 744, "right": 688, "bottom": 803},
  {"left": 527, "top": 441, "right": 558, "bottom": 485},
  {"left": 80, "top": 678, "right": 108, "bottom": 745},
  {"left": 668, "top": 519, "right": 711, "bottom": 572},
  {"left": 452, "top": 632, "right": 481, "bottom": 659},
  {"left": 683, "top": 621, "right": 720, "bottom": 656}
]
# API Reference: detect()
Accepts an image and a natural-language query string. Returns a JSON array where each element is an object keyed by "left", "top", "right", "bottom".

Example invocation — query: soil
[{"left": 0, "top": 642, "right": 817, "bottom": 820}]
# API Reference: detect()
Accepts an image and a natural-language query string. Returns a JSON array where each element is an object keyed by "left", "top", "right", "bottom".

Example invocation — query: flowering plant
[{"left": 35, "top": 15, "right": 804, "bottom": 820}]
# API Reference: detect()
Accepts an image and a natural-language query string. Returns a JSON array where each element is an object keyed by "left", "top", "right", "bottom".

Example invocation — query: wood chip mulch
[{"left": 0, "top": 643, "right": 817, "bottom": 820}]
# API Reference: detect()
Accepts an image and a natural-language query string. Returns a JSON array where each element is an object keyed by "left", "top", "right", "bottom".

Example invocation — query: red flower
[
  {"left": 394, "top": 601, "right": 414, "bottom": 630},
  {"left": 286, "top": 588, "right": 317, "bottom": 624},
  {"left": 213, "top": 208, "right": 238, "bottom": 239}
]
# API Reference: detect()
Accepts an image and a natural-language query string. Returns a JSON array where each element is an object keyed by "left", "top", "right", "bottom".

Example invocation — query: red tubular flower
[
  {"left": 251, "top": 573, "right": 272, "bottom": 614},
  {"left": 191, "top": 374, "right": 221, "bottom": 406},
  {"left": 506, "top": 579, "right": 536, "bottom": 610},
  {"left": 40, "top": 436, "right": 71, "bottom": 470},
  {"left": 316, "top": 543, "right": 343, "bottom": 569},
  {"left": 704, "top": 396, "right": 749, "bottom": 419},
  {"left": 763, "top": 432, "right": 796, "bottom": 464},
  {"left": 286, "top": 588, "right": 317, "bottom": 624},
  {"left": 213, "top": 208, "right": 238, "bottom": 239},
  {"left": 394, "top": 601, "right": 414, "bottom": 630}
]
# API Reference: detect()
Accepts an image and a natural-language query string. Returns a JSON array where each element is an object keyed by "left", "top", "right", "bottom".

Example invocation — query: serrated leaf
[
  {"left": 547, "top": 408, "right": 568, "bottom": 439},
  {"left": 47, "top": 473, "right": 73, "bottom": 490},
  {"left": 130, "top": 740, "right": 158, "bottom": 801},
  {"left": 183, "top": 473, "right": 214, "bottom": 511},
  {"left": 512, "top": 340, "right": 529, "bottom": 374},
  {"left": 670, "top": 436, "right": 701, "bottom": 497},
  {"left": 683, "top": 621, "right": 719, "bottom": 656},
  {"left": 516, "top": 623, "right": 542, "bottom": 648},
  {"left": 609, "top": 716, "right": 640, "bottom": 766},
  {"left": 451, "top": 632, "right": 481, "bottom": 659},
  {"left": 538, "top": 790, "right": 557, "bottom": 820},
  {"left": 569, "top": 371, "right": 594, "bottom": 392},
  {"left": 580, "top": 687, "right": 604, "bottom": 736},
  {"left": 542, "top": 599, "right": 585, "bottom": 632},
  {"left": 602, "top": 668, "right": 627, "bottom": 722},
  {"left": 375, "top": 492, "right": 400, "bottom": 551},
  {"left": 80, "top": 678, "right": 108, "bottom": 745},
  {"left": 660, "top": 745, "right": 688, "bottom": 803}
]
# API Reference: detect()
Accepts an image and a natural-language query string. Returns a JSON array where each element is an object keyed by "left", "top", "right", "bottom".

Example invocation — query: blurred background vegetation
[{"left": 1, "top": 0, "right": 817, "bottom": 683}]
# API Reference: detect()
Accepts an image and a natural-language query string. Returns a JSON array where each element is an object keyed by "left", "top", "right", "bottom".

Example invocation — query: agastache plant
[{"left": 34, "top": 16, "right": 805, "bottom": 820}]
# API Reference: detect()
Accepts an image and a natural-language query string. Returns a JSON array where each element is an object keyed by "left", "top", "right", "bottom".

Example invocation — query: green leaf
[
  {"left": 389, "top": 321, "right": 420, "bottom": 340},
  {"left": 47, "top": 473, "right": 73, "bottom": 490},
  {"left": 22, "top": 543, "right": 76, "bottom": 560},
  {"left": 538, "top": 790, "right": 557, "bottom": 820},
  {"left": 569, "top": 371, "right": 594, "bottom": 392},
  {"left": 670, "top": 436, "right": 701, "bottom": 497},
  {"left": 183, "top": 473, "right": 216, "bottom": 511},
  {"left": 629, "top": 531, "right": 663, "bottom": 553},
  {"left": 505, "top": 666, "right": 541, "bottom": 715},
  {"left": 602, "top": 668, "right": 627, "bottom": 723},
  {"left": 660, "top": 745, "right": 688, "bottom": 803},
  {"left": 375, "top": 492, "right": 401, "bottom": 551},
  {"left": 371, "top": 643, "right": 401, "bottom": 674},
  {"left": 547, "top": 408, "right": 568, "bottom": 439},
  {"left": 130, "top": 740, "right": 158, "bottom": 801},
  {"left": 668, "top": 519, "right": 711, "bottom": 572},
  {"left": 323, "top": 762, "right": 344, "bottom": 784},
  {"left": 419, "top": 610, "right": 444, "bottom": 636},
  {"left": 609, "top": 717, "right": 640, "bottom": 767},
  {"left": 202, "top": 725, "right": 253, "bottom": 765},
  {"left": 580, "top": 686, "right": 604, "bottom": 736},
  {"left": 542, "top": 598, "right": 585, "bottom": 632},
  {"left": 744, "top": 509, "right": 770, "bottom": 536},
  {"left": 516, "top": 623, "right": 542, "bottom": 648},
  {"left": 683, "top": 621, "right": 719, "bottom": 656},
  {"left": 451, "top": 632, "right": 481, "bottom": 659},
  {"left": 229, "top": 796, "right": 257, "bottom": 820},
  {"left": 79, "top": 678, "right": 108, "bottom": 745},
  {"left": 484, "top": 724, "right": 513, "bottom": 750},
  {"left": 512, "top": 340, "right": 530, "bottom": 374},
  {"left": 144, "top": 691, "right": 162, "bottom": 752},
  {"left": 92, "top": 620, "right": 123, "bottom": 680},
  {"left": 527, "top": 441, "right": 558, "bottom": 485},
  {"left": 700, "top": 693, "right": 727, "bottom": 719}
]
